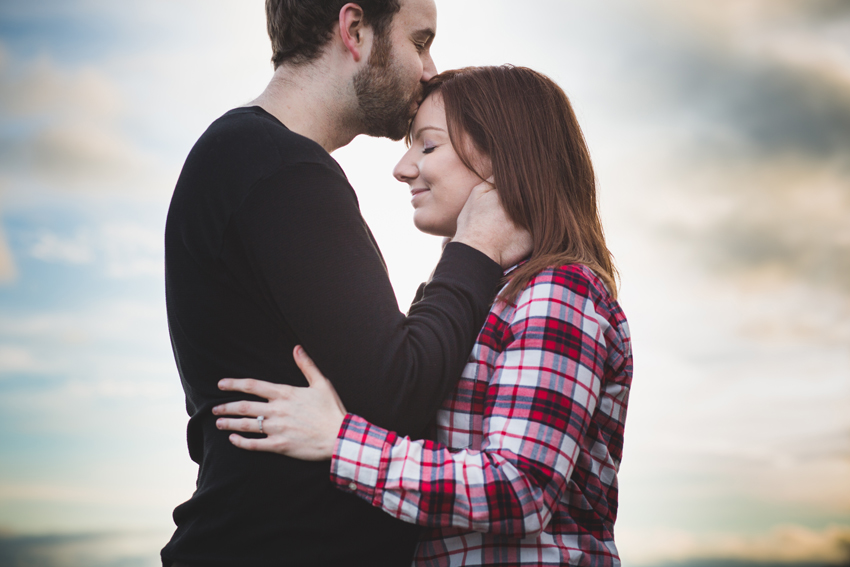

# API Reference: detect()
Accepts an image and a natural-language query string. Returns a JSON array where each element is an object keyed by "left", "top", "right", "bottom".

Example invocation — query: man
[{"left": 162, "top": 1, "right": 529, "bottom": 565}]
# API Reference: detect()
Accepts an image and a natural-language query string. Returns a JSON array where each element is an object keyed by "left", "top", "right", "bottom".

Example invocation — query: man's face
[{"left": 353, "top": 0, "right": 437, "bottom": 141}]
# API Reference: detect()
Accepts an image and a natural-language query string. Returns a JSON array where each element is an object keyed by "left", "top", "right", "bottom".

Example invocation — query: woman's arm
[
  {"left": 330, "top": 268, "right": 611, "bottom": 537},
  {"left": 214, "top": 267, "right": 612, "bottom": 538}
]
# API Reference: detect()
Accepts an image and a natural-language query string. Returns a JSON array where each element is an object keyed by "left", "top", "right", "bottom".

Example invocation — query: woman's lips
[{"left": 410, "top": 188, "right": 429, "bottom": 201}]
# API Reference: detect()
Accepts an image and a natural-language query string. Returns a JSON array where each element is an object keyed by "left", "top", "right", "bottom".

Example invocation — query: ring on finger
[{"left": 257, "top": 415, "right": 265, "bottom": 434}]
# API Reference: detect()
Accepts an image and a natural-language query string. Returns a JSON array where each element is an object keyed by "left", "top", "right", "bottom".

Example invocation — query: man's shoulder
[
  {"left": 194, "top": 106, "right": 342, "bottom": 176},
  {"left": 170, "top": 106, "right": 350, "bottom": 217},
  {"left": 167, "top": 107, "right": 353, "bottom": 255}
]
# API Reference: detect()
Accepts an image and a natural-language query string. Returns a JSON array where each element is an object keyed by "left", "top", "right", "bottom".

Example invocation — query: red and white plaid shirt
[{"left": 330, "top": 264, "right": 633, "bottom": 566}]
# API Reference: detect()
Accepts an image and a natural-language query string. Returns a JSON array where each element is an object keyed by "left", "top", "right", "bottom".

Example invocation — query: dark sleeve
[
  {"left": 408, "top": 282, "right": 427, "bottom": 313},
  {"left": 230, "top": 162, "right": 502, "bottom": 437}
]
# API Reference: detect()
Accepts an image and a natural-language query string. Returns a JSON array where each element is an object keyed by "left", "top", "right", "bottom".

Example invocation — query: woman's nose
[{"left": 393, "top": 153, "right": 418, "bottom": 183}]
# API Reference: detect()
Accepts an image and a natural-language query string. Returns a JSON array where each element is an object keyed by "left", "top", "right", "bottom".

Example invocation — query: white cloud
[
  {"left": 0, "top": 221, "right": 15, "bottom": 283},
  {"left": 0, "top": 55, "right": 122, "bottom": 120},
  {"left": 100, "top": 224, "right": 163, "bottom": 279},
  {"left": 0, "top": 180, "right": 16, "bottom": 283},
  {"left": 28, "top": 230, "right": 94, "bottom": 264},
  {"left": 24, "top": 223, "right": 162, "bottom": 278},
  {"left": 0, "top": 44, "right": 167, "bottom": 195},
  {"left": 0, "top": 345, "right": 40, "bottom": 373},
  {"left": 27, "top": 121, "right": 157, "bottom": 187}
]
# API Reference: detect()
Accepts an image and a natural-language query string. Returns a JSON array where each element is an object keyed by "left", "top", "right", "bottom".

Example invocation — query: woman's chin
[{"left": 413, "top": 218, "right": 455, "bottom": 239}]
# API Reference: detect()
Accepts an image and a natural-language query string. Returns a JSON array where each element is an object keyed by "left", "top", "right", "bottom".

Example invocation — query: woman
[{"left": 213, "top": 66, "right": 633, "bottom": 566}]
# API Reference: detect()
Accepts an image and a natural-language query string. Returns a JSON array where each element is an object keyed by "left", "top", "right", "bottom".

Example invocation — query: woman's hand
[{"left": 212, "top": 346, "right": 347, "bottom": 461}]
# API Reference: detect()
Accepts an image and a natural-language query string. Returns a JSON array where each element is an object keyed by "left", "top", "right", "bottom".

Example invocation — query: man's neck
[{"left": 248, "top": 64, "right": 362, "bottom": 153}]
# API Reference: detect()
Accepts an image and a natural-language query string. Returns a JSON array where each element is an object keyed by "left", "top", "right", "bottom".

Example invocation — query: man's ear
[{"left": 338, "top": 3, "right": 370, "bottom": 62}]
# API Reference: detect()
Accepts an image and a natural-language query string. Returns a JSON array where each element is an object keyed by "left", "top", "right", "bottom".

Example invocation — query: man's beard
[{"left": 353, "top": 32, "right": 421, "bottom": 141}]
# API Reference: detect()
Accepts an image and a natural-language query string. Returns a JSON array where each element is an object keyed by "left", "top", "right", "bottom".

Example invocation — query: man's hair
[
  {"left": 414, "top": 66, "right": 619, "bottom": 303},
  {"left": 266, "top": 0, "right": 401, "bottom": 68}
]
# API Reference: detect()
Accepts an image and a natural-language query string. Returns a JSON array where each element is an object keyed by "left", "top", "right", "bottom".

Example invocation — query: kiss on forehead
[{"left": 162, "top": 2, "right": 631, "bottom": 566}]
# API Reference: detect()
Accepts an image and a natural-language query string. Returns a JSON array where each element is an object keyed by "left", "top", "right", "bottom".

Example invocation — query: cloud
[
  {"left": 0, "top": 179, "right": 16, "bottom": 283},
  {"left": 688, "top": 160, "right": 850, "bottom": 294},
  {"left": 619, "top": 524, "right": 850, "bottom": 566},
  {"left": 625, "top": 1, "right": 850, "bottom": 163},
  {"left": 0, "top": 44, "right": 161, "bottom": 193},
  {"left": 593, "top": 0, "right": 850, "bottom": 300},
  {"left": 0, "top": 345, "right": 40, "bottom": 373},
  {"left": 0, "top": 54, "right": 121, "bottom": 119},
  {"left": 655, "top": 0, "right": 850, "bottom": 28},
  {"left": 25, "top": 121, "right": 156, "bottom": 188},
  {"left": 23, "top": 223, "right": 162, "bottom": 278},
  {"left": 0, "top": 223, "right": 15, "bottom": 283},
  {"left": 28, "top": 230, "right": 94, "bottom": 264},
  {"left": 100, "top": 224, "right": 162, "bottom": 279}
]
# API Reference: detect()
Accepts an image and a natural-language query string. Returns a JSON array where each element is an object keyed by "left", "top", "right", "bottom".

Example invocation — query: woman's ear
[{"left": 338, "top": 3, "right": 370, "bottom": 62}]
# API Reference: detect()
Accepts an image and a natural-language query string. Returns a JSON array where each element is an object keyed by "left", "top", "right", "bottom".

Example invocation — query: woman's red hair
[{"left": 413, "top": 65, "right": 618, "bottom": 303}]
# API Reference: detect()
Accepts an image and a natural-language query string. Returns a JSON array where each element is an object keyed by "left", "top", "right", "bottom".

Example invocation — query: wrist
[{"left": 451, "top": 234, "right": 499, "bottom": 265}]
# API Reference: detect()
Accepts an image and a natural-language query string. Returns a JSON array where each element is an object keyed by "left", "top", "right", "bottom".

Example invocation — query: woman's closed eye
[{"left": 422, "top": 143, "right": 437, "bottom": 154}]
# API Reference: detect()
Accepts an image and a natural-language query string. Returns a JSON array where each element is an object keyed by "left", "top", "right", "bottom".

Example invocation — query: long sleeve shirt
[
  {"left": 162, "top": 106, "right": 503, "bottom": 566},
  {"left": 330, "top": 265, "right": 633, "bottom": 566}
]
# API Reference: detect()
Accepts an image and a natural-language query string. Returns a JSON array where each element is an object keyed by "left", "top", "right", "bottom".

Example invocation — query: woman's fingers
[
  {"left": 218, "top": 377, "right": 284, "bottom": 400},
  {"left": 215, "top": 417, "right": 267, "bottom": 434},
  {"left": 211, "top": 348, "right": 346, "bottom": 460},
  {"left": 212, "top": 400, "right": 268, "bottom": 417},
  {"left": 293, "top": 346, "right": 327, "bottom": 388},
  {"left": 293, "top": 345, "right": 348, "bottom": 415},
  {"left": 227, "top": 433, "right": 276, "bottom": 452}
]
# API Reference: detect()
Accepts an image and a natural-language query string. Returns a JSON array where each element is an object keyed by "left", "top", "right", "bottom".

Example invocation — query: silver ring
[{"left": 257, "top": 415, "right": 265, "bottom": 434}]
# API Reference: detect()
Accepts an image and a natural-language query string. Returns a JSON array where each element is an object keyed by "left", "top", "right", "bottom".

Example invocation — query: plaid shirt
[{"left": 330, "top": 264, "right": 633, "bottom": 566}]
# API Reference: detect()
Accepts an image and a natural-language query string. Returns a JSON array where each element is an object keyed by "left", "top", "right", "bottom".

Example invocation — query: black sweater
[{"left": 161, "top": 107, "right": 502, "bottom": 566}]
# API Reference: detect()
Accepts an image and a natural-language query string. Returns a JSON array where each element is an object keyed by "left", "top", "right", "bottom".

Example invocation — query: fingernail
[
  {"left": 218, "top": 379, "right": 229, "bottom": 389},
  {"left": 294, "top": 345, "right": 302, "bottom": 356},
  {"left": 216, "top": 419, "right": 222, "bottom": 428}
]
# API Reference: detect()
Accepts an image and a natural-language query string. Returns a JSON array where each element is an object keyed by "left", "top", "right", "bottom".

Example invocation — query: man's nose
[{"left": 421, "top": 53, "right": 437, "bottom": 82}]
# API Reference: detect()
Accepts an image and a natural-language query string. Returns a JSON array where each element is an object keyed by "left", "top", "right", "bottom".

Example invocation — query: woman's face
[{"left": 393, "top": 93, "right": 489, "bottom": 237}]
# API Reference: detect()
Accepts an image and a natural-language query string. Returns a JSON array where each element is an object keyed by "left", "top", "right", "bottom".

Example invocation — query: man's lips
[{"left": 410, "top": 188, "right": 429, "bottom": 198}]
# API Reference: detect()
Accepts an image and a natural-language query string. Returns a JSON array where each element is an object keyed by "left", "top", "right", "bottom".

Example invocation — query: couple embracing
[{"left": 162, "top": 1, "right": 633, "bottom": 566}]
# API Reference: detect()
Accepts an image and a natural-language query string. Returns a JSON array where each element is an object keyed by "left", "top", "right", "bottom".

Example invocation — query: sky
[{"left": 0, "top": 1, "right": 848, "bottom": 566}]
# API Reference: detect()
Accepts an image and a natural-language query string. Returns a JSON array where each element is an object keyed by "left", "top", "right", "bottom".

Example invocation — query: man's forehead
[{"left": 397, "top": 0, "right": 437, "bottom": 31}]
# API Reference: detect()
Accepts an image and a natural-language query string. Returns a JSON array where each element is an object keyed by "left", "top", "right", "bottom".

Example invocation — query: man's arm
[
  {"left": 230, "top": 162, "right": 502, "bottom": 437},
  {"left": 328, "top": 266, "right": 610, "bottom": 538}
]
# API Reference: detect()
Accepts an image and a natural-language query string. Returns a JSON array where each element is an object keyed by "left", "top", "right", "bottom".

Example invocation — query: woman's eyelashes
[{"left": 422, "top": 142, "right": 437, "bottom": 154}]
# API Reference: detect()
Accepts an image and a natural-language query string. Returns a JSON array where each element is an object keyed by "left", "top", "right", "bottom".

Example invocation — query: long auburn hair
[{"left": 414, "top": 65, "right": 618, "bottom": 303}]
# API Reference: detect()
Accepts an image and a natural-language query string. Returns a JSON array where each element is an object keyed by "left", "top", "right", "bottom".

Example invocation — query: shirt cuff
[
  {"left": 432, "top": 242, "right": 503, "bottom": 297},
  {"left": 330, "top": 414, "right": 393, "bottom": 503}
]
